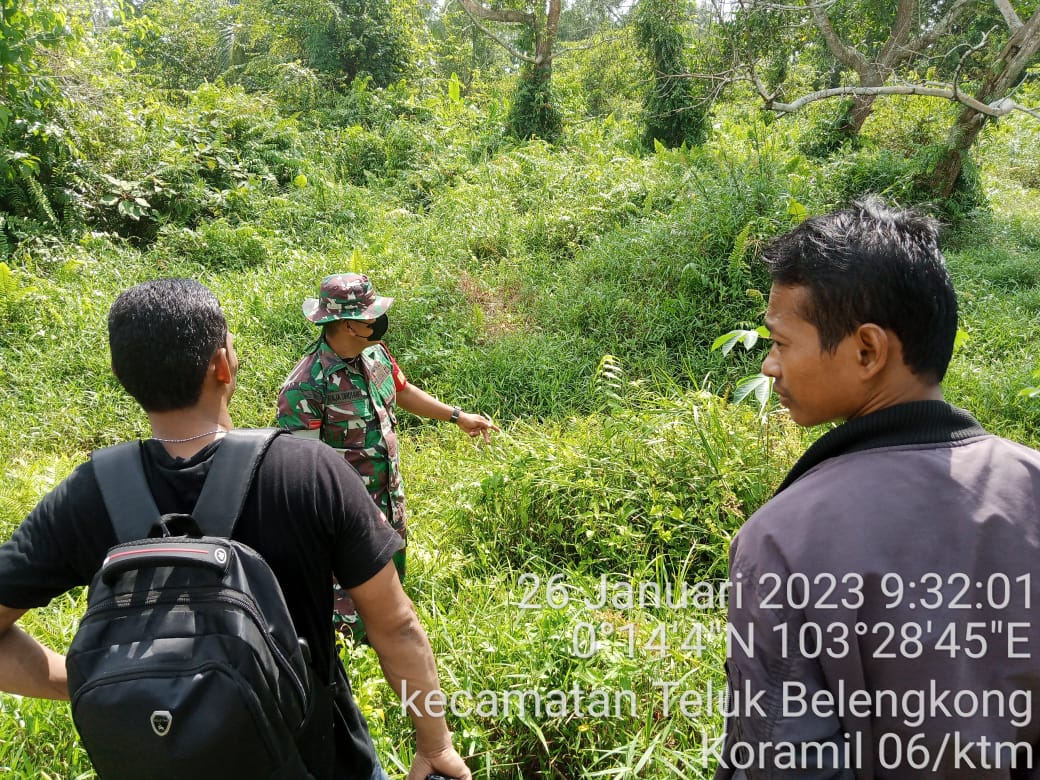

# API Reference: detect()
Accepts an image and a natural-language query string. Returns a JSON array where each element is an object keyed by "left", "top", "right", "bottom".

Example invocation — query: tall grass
[
  {"left": 349, "top": 393, "right": 785, "bottom": 778},
  {"left": 1, "top": 61, "right": 1039, "bottom": 780}
]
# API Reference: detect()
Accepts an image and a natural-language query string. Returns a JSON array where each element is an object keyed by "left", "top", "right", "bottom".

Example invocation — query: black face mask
[{"left": 365, "top": 313, "right": 389, "bottom": 342}]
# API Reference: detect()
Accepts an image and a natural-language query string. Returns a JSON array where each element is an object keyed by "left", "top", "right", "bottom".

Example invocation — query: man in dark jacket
[
  {"left": 0, "top": 278, "right": 471, "bottom": 780},
  {"left": 716, "top": 199, "right": 1040, "bottom": 779}
]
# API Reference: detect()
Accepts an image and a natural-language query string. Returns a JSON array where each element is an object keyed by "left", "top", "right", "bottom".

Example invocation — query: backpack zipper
[{"left": 79, "top": 587, "right": 308, "bottom": 711}]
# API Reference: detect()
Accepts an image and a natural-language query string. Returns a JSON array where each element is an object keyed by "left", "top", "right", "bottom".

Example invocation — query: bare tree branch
[
  {"left": 762, "top": 83, "right": 1038, "bottom": 117},
  {"left": 749, "top": 64, "right": 777, "bottom": 104},
  {"left": 993, "top": 0, "right": 1023, "bottom": 31},
  {"left": 877, "top": 0, "right": 916, "bottom": 64},
  {"left": 456, "top": 0, "right": 539, "bottom": 64},
  {"left": 555, "top": 32, "right": 628, "bottom": 57},
  {"left": 808, "top": 3, "right": 871, "bottom": 73},
  {"left": 950, "top": 27, "right": 996, "bottom": 104}
]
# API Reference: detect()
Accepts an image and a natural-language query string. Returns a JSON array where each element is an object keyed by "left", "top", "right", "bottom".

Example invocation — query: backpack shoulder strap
[
  {"left": 91, "top": 441, "right": 162, "bottom": 544},
  {"left": 192, "top": 428, "right": 283, "bottom": 538}
]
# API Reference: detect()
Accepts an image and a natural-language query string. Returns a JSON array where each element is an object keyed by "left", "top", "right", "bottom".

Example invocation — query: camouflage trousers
[{"left": 333, "top": 496, "right": 406, "bottom": 643}]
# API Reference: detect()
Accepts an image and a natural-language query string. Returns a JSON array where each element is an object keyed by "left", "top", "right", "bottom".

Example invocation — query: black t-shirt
[{"left": 0, "top": 433, "right": 402, "bottom": 777}]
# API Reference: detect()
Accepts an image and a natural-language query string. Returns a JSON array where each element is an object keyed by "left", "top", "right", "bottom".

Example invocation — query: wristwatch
[{"left": 449, "top": 407, "right": 461, "bottom": 423}]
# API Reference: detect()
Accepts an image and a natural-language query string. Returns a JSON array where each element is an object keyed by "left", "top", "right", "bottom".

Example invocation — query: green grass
[{"left": 2, "top": 62, "right": 1040, "bottom": 780}]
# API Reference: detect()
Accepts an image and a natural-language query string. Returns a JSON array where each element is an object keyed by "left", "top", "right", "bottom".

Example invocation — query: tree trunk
[
  {"left": 844, "top": 94, "right": 878, "bottom": 136},
  {"left": 927, "top": 9, "right": 1040, "bottom": 197},
  {"left": 834, "top": 75, "right": 882, "bottom": 140}
]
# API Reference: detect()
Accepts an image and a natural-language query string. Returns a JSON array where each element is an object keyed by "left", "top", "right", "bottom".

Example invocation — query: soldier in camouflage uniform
[{"left": 277, "top": 273, "right": 499, "bottom": 638}]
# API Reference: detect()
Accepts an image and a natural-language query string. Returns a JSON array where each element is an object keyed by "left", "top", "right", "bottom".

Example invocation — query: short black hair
[
  {"left": 108, "top": 279, "right": 228, "bottom": 411},
  {"left": 762, "top": 197, "right": 958, "bottom": 383}
]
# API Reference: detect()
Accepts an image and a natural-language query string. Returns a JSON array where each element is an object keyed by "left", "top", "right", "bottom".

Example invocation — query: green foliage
[
  {"left": 72, "top": 83, "right": 306, "bottom": 241},
  {"left": 229, "top": 57, "right": 326, "bottom": 114},
  {"left": 114, "top": 0, "right": 239, "bottom": 89},
  {"left": 422, "top": 3, "right": 505, "bottom": 89},
  {"left": 507, "top": 64, "right": 563, "bottom": 142},
  {"left": 0, "top": 0, "right": 83, "bottom": 234},
  {"left": 461, "top": 386, "right": 796, "bottom": 578},
  {"left": 154, "top": 221, "right": 268, "bottom": 270},
  {"left": 711, "top": 326, "right": 767, "bottom": 356},
  {"left": 335, "top": 125, "right": 390, "bottom": 185},
  {"left": 860, "top": 95, "right": 958, "bottom": 158},
  {"left": 826, "top": 143, "right": 987, "bottom": 222},
  {"left": 115, "top": 0, "right": 416, "bottom": 94},
  {"left": 0, "top": 260, "right": 34, "bottom": 327},
  {"left": 558, "top": 0, "right": 629, "bottom": 41},
  {"left": 1021, "top": 368, "right": 1040, "bottom": 402},
  {"left": 797, "top": 99, "right": 860, "bottom": 158},
  {"left": 554, "top": 27, "right": 645, "bottom": 120},
  {"left": 712, "top": 326, "right": 774, "bottom": 415},
  {"left": 275, "top": 0, "right": 417, "bottom": 87},
  {"left": 976, "top": 84, "right": 1040, "bottom": 194},
  {"left": 3, "top": 5, "right": 1040, "bottom": 776},
  {"left": 633, "top": 0, "right": 710, "bottom": 150}
]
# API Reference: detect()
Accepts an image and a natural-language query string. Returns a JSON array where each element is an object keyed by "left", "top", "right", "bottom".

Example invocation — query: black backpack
[{"left": 66, "top": 429, "right": 325, "bottom": 779}]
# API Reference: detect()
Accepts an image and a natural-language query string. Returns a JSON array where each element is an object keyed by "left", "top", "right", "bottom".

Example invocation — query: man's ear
[
  {"left": 212, "top": 347, "right": 233, "bottom": 384},
  {"left": 852, "top": 323, "right": 889, "bottom": 379}
]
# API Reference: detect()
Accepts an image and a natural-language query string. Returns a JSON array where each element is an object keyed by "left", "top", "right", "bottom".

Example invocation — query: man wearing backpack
[{"left": 0, "top": 278, "right": 471, "bottom": 780}]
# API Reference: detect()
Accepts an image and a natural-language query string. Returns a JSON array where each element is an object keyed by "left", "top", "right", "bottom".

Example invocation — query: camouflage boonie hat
[{"left": 302, "top": 273, "right": 394, "bottom": 324}]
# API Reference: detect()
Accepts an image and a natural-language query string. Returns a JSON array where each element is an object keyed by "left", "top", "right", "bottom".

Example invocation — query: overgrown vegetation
[
  {"left": 2, "top": 1, "right": 1039, "bottom": 777},
  {"left": 633, "top": 0, "right": 710, "bottom": 149}
]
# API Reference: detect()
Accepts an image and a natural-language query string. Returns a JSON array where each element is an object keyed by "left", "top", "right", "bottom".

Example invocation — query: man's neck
[
  {"left": 848, "top": 381, "right": 944, "bottom": 421},
  {"left": 148, "top": 406, "right": 232, "bottom": 459}
]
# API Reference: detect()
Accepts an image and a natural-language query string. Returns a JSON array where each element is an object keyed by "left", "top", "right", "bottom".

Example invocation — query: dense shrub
[
  {"left": 154, "top": 221, "right": 268, "bottom": 270},
  {"left": 826, "top": 144, "right": 987, "bottom": 222},
  {"left": 554, "top": 28, "right": 646, "bottom": 120},
  {"left": 460, "top": 389, "right": 802, "bottom": 578},
  {"left": 0, "top": 1, "right": 87, "bottom": 240},
  {"left": 291, "top": 0, "right": 417, "bottom": 87},
  {"left": 508, "top": 64, "right": 564, "bottom": 143}
]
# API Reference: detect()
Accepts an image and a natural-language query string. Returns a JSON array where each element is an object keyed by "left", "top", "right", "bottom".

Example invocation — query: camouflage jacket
[{"left": 277, "top": 338, "right": 406, "bottom": 532}]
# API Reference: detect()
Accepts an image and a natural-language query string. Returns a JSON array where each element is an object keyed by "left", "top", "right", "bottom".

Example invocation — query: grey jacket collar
[{"left": 775, "top": 400, "right": 988, "bottom": 495}]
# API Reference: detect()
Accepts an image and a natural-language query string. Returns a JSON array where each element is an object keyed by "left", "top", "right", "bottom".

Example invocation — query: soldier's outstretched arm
[{"left": 396, "top": 384, "right": 500, "bottom": 443}]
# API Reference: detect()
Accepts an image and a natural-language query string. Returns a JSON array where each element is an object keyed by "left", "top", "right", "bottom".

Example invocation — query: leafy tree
[
  {"left": 114, "top": 0, "right": 241, "bottom": 89},
  {"left": 456, "top": 0, "right": 563, "bottom": 141},
  {"left": 927, "top": 5, "right": 1040, "bottom": 196},
  {"left": 268, "top": 0, "right": 417, "bottom": 87},
  {"left": 0, "top": 0, "right": 82, "bottom": 240},
  {"left": 706, "top": 0, "right": 1040, "bottom": 203},
  {"left": 803, "top": 0, "right": 974, "bottom": 149},
  {"left": 633, "top": 0, "right": 710, "bottom": 149},
  {"left": 117, "top": 0, "right": 414, "bottom": 92}
]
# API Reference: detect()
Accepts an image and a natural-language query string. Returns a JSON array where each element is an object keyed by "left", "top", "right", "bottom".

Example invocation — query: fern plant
[
  {"left": 0, "top": 261, "right": 34, "bottom": 325},
  {"left": 592, "top": 353, "right": 626, "bottom": 409},
  {"left": 21, "top": 171, "right": 59, "bottom": 228}
]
